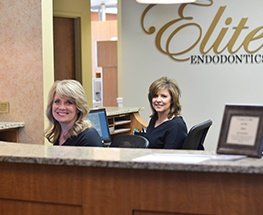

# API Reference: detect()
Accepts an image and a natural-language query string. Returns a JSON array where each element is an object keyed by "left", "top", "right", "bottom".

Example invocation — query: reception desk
[
  {"left": 0, "top": 141, "right": 263, "bottom": 214},
  {"left": 0, "top": 122, "right": 24, "bottom": 142}
]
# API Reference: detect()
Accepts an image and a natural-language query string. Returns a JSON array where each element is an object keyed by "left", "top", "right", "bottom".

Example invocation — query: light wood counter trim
[
  {"left": 105, "top": 107, "right": 147, "bottom": 135},
  {"left": 131, "top": 112, "right": 148, "bottom": 129}
]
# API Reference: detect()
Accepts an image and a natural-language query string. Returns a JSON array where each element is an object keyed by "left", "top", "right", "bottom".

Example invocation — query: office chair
[
  {"left": 182, "top": 119, "right": 212, "bottom": 150},
  {"left": 110, "top": 134, "right": 149, "bottom": 148}
]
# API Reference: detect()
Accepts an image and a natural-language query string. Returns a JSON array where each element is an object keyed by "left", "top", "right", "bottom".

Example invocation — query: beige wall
[
  {"left": 0, "top": 0, "right": 44, "bottom": 144},
  {"left": 0, "top": 0, "right": 91, "bottom": 144}
]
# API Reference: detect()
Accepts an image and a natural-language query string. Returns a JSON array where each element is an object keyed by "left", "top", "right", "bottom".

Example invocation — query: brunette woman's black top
[{"left": 142, "top": 116, "right": 187, "bottom": 149}]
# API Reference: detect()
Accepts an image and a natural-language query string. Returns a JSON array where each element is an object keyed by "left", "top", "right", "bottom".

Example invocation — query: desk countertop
[
  {"left": 0, "top": 141, "right": 262, "bottom": 174},
  {"left": 105, "top": 106, "right": 143, "bottom": 116},
  {"left": 0, "top": 122, "right": 25, "bottom": 130}
]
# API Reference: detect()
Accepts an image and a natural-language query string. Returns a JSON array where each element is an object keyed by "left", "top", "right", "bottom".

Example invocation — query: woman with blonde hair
[{"left": 45, "top": 79, "right": 103, "bottom": 147}]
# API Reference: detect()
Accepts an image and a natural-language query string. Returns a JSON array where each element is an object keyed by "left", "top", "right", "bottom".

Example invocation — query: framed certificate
[{"left": 217, "top": 104, "right": 263, "bottom": 158}]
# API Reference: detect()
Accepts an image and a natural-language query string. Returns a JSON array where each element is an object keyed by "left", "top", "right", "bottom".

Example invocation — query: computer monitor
[{"left": 87, "top": 108, "right": 111, "bottom": 144}]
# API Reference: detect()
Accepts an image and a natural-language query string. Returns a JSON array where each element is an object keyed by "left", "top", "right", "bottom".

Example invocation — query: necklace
[{"left": 155, "top": 115, "right": 176, "bottom": 127}]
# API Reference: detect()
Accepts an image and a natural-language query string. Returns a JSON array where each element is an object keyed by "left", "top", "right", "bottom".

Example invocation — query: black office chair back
[
  {"left": 182, "top": 119, "right": 212, "bottom": 150},
  {"left": 110, "top": 134, "right": 149, "bottom": 148}
]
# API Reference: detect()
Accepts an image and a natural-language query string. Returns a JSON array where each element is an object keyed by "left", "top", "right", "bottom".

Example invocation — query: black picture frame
[{"left": 217, "top": 104, "right": 263, "bottom": 158}]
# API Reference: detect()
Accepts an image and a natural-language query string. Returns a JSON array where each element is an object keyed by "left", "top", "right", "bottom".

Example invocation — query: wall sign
[{"left": 140, "top": 0, "right": 263, "bottom": 64}]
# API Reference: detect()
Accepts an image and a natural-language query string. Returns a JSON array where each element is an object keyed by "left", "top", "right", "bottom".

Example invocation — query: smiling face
[
  {"left": 52, "top": 93, "right": 78, "bottom": 126},
  {"left": 151, "top": 88, "right": 172, "bottom": 116}
]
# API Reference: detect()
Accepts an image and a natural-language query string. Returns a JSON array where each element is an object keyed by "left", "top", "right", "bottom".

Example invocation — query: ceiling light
[{"left": 136, "top": 0, "right": 196, "bottom": 4}]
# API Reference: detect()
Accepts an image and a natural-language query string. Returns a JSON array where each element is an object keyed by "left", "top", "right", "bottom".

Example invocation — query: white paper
[
  {"left": 133, "top": 153, "right": 246, "bottom": 163},
  {"left": 209, "top": 154, "right": 246, "bottom": 161},
  {"left": 133, "top": 153, "right": 210, "bottom": 164},
  {"left": 226, "top": 116, "right": 259, "bottom": 146}
]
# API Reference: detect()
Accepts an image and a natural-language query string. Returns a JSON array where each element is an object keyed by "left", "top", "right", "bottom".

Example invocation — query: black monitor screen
[{"left": 87, "top": 108, "right": 111, "bottom": 143}]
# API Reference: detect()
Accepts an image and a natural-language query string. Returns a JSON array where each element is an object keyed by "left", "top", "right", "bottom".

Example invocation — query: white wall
[{"left": 120, "top": 0, "right": 263, "bottom": 151}]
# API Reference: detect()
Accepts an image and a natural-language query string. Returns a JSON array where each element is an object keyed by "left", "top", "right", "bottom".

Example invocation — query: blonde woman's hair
[
  {"left": 148, "top": 76, "right": 182, "bottom": 119},
  {"left": 45, "top": 80, "right": 91, "bottom": 144}
]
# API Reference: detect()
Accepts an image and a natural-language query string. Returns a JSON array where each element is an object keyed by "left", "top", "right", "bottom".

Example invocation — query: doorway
[
  {"left": 53, "top": 17, "right": 81, "bottom": 81},
  {"left": 90, "top": 0, "right": 118, "bottom": 107}
]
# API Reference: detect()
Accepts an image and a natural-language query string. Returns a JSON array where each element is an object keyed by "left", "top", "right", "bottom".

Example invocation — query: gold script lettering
[
  {"left": 243, "top": 27, "right": 263, "bottom": 53},
  {"left": 140, "top": 0, "right": 263, "bottom": 62}
]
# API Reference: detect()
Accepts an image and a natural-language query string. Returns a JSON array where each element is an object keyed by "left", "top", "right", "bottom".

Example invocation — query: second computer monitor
[{"left": 87, "top": 108, "right": 111, "bottom": 144}]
